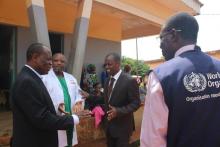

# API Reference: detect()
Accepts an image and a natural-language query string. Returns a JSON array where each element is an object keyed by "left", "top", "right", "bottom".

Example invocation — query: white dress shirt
[
  {"left": 108, "top": 69, "right": 122, "bottom": 100},
  {"left": 25, "top": 64, "right": 43, "bottom": 79}
]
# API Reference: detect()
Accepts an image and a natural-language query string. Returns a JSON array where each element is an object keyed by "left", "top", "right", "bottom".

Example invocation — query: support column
[
  {"left": 68, "top": 0, "right": 93, "bottom": 82},
  {"left": 26, "top": 0, "right": 50, "bottom": 47}
]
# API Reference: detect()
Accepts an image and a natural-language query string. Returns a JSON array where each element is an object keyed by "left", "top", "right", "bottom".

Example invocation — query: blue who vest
[{"left": 154, "top": 46, "right": 220, "bottom": 147}]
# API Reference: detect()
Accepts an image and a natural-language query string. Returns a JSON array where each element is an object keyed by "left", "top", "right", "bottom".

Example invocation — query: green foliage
[{"left": 121, "top": 56, "right": 150, "bottom": 77}]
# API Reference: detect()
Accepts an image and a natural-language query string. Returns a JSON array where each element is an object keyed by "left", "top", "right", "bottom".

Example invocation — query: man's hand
[
  {"left": 58, "top": 103, "right": 69, "bottom": 115},
  {"left": 72, "top": 101, "right": 83, "bottom": 113},
  {"left": 107, "top": 105, "right": 117, "bottom": 121},
  {"left": 74, "top": 109, "right": 92, "bottom": 118}
]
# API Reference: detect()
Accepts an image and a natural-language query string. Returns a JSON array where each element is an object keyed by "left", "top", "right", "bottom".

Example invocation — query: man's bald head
[
  {"left": 26, "top": 43, "right": 50, "bottom": 61},
  {"left": 163, "top": 12, "right": 199, "bottom": 43},
  {"left": 159, "top": 12, "right": 199, "bottom": 61},
  {"left": 26, "top": 43, "right": 52, "bottom": 74}
]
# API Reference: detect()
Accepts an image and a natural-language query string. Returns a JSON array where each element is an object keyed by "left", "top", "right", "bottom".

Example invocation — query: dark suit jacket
[
  {"left": 10, "top": 66, "right": 74, "bottom": 147},
  {"left": 104, "top": 72, "right": 140, "bottom": 137}
]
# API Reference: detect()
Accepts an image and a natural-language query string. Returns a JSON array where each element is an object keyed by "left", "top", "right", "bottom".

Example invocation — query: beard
[
  {"left": 162, "top": 49, "right": 176, "bottom": 61},
  {"left": 53, "top": 66, "right": 64, "bottom": 73}
]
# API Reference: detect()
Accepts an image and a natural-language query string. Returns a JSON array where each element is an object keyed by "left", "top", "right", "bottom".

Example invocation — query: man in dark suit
[
  {"left": 103, "top": 53, "right": 140, "bottom": 147},
  {"left": 10, "top": 43, "right": 80, "bottom": 147}
]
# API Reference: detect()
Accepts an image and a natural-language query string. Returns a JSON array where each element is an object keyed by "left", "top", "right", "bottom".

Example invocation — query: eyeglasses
[{"left": 157, "top": 28, "right": 182, "bottom": 40}]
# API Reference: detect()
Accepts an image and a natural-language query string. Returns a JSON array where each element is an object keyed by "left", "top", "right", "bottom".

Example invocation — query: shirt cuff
[{"left": 72, "top": 114, "right": 79, "bottom": 125}]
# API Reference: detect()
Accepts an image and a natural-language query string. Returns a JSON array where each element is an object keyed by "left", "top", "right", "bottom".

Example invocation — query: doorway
[
  {"left": 49, "top": 32, "right": 64, "bottom": 54},
  {"left": 0, "top": 25, "right": 16, "bottom": 110}
]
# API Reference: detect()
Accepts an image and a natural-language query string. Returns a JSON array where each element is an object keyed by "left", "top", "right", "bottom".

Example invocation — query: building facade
[{"left": 0, "top": 0, "right": 202, "bottom": 91}]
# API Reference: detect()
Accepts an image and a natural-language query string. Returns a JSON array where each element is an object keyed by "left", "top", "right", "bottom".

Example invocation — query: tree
[{"left": 121, "top": 56, "right": 150, "bottom": 77}]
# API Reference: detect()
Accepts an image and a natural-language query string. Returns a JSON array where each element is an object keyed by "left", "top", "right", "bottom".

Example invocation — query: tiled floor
[{"left": 0, "top": 107, "right": 143, "bottom": 147}]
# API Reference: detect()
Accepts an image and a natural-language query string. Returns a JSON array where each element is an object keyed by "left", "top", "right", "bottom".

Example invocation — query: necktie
[{"left": 107, "top": 77, "right": 115, "bottom": 100}]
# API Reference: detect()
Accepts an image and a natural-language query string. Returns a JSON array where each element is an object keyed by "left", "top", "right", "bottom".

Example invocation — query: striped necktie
[{"left": 107, "top": 77, "right": 115, "bottom": 100}]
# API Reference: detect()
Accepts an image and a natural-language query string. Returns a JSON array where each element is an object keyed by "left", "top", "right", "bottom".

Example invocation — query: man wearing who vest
[{"left": 140, "top": 12, "right": 220, "bottom": 147}]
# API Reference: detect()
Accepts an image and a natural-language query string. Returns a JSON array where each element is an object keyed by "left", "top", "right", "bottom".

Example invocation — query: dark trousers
[{"left": 106, "top": 130, "right": 130, "bottom": 147}]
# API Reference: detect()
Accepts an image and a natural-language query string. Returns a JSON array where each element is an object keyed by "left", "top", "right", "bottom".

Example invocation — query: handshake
[{"left": 58, "top": 101, "right": 92, "bottom": 118}]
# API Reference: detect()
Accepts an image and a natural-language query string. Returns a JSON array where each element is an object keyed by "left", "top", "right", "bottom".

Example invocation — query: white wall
[
  {"left": 17, "top": 27, "right": 32, "bottom": 72},
  {"left": 85, "top": 38, "right": 121, "bottom": 81},
  {"left": 16, "top": 31, "right": 121, "bottom": 82},
  {"left": 64, "top": 35, "right": 121, "bottom": 82}
]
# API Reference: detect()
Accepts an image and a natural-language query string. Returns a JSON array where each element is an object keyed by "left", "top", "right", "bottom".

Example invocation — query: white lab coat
[{"left": 43, "top": 69, "right": 82, "bottom": 147}]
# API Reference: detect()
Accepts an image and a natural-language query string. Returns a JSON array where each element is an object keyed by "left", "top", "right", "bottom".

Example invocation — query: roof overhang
[
  {"left": 0, "top": 0, "right": 203, "bottom": 41},
  {"left": 94, "top": 0, "right": 203, "bottom": 40}
]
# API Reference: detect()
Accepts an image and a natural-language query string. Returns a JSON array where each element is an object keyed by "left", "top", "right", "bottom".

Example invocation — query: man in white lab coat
[{"left": 43, "top": 53, "right": 83, "bottom": 147}]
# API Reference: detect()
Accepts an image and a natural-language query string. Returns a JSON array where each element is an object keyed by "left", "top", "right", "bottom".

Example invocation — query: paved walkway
[
  {"left": 0, "top": 107, "right": 143, "bottom": 147},
  {"left": 0, "top": 111, "right": 12, "bottom": 147}
]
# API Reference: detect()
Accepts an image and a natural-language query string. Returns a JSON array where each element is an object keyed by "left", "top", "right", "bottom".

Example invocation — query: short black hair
[
  {"left": 52, "top": 53, "right": 66, "bottom": 60},
  {"left": 165, "top": 12, "right": 199, "bottom": 43},
  {"left": 26, "top": 43, "right": 47, "bottom": 61},
  {"left": 124, "top": 64, "right": 131, "bottom": 73},
  {"left": 105, "top": 53, "right": 121, "bottom": 64}
]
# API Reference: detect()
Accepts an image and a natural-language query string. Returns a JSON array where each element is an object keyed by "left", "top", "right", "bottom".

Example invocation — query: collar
[
  {"left": 25, "top": 64, "right": 43, "bottom": 79},
  {"left": 112, "top": 69, "right": 122, "bottom": 81},
  {"left": 175, "top": 44, "right": 195, "bottom": 57},
  {"left": 52, "top": 69, "right": 64, "bottom": 77}
]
